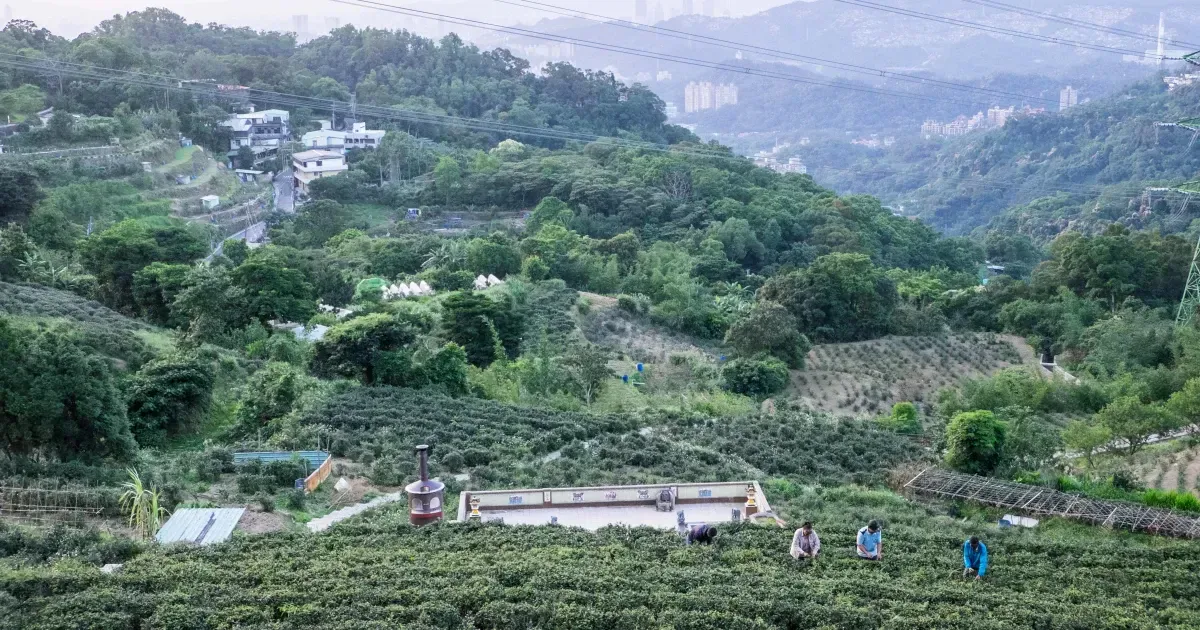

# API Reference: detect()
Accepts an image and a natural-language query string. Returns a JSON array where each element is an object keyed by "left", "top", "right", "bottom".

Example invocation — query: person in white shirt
[{"left": 790, "top": 521, "right": 821, "bottom": 560}]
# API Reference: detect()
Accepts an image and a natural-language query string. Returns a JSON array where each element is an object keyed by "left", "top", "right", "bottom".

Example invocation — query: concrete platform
[{"left": 482, "top": 502, "right": 742, "bottom": 531}]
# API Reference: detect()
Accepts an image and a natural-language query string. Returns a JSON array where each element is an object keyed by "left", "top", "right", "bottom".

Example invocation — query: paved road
[{"left": 274, "top": 168, "right": 294, "bottom": 213}]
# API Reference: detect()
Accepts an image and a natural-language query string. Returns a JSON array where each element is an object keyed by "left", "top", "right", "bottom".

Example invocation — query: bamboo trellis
[
  {"left": 904, "top": 468, "right": 1200, "bottom": 539},
  {"left": 0, "top": 483, "right": 110, "bottom": 526}
]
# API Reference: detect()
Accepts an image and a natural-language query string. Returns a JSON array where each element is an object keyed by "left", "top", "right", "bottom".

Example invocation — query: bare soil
[{"left": 237, "top": 509, "right": 291, "bottom": 534}]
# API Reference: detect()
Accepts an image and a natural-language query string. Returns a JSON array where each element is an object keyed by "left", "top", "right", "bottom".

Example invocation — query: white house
[
  {"left": 292, "top": 150, "right": 348, "bottom": 196},
  {"left": 301, "top": 121, "right": 386, "bottom": 154},
  {"left": 220, "top": 108, "right": 291, "bottom": 153}
]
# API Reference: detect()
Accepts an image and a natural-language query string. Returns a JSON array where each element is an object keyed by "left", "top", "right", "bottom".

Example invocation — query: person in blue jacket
[{"left": 962, "top": 535, "right": 988, "bottom": 580}]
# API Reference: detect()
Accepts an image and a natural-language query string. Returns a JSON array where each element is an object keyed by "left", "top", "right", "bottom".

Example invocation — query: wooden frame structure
[
  {"left": 904, "top": 468, "right": 1200, "bottom": 539},
  {"left": 0, "top": 483, "right": 109, "bottom": 526}
]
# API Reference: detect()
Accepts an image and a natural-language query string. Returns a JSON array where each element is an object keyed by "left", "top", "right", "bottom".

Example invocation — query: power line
[
  {"left": 492, "top": 0, "right": 1056, "bottom": 106},
  {"left": 833, "top": 0, "right": 1161, "bottom": 58},
  {"left": 958, "top": 0, "right": 1200, "bottom": 50},
  {"left": 0, "top": 53, "right": 751, "bottom": 164},
  {"left": 0, "top": 53, "right": 1156, "bottom": 205},
  {"left": 329, "top": 0, "right": 1015, "bottom": 108}
]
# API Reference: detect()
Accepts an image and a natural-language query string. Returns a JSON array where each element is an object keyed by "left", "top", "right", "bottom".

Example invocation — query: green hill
[{"left": 811, "top": 78, "right": 1200, "bottom": 239}]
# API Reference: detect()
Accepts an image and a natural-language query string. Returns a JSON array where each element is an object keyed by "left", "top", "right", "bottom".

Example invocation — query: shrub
[
  {"left": 944, "top": 410, "right": 1007, "bottom": 475},
  {"left": 285, "top": 489, "right": 306, "bottom": 510},
  {"left": 722, "top": 355, "right": 789, "bottom": 397},
  {"left": 877, "top": 402, "right": 922, "bottom": 434}
]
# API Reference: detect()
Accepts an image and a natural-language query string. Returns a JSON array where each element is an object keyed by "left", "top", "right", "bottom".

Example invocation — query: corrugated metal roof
[
  {"left": 156, "top": 508, "right": 245, "bottom": 546},
  {"left": 233, "top": 451, "right": 329, "bottom": 471}
]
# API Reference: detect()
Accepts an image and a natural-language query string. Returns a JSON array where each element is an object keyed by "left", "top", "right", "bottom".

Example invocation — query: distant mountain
[{"left": 485, "top": 0, "right": 1200, "bottom": 80}]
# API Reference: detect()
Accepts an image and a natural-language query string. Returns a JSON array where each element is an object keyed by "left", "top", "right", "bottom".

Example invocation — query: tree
[
  {"left": 312, "top": 313, "right": 419, "bottom": 385},
  {"left": 561, "top": 344, "right": 614, "bottom": 405},
  {"left": 526, "top": 196, "right": 572, "bottom": 234},
  {"left": 0, "top": 167, "right": 44, "bottom": 224},
  {"left": 758, "top": 253, "right": 896, "bottom": 343},
  {"left": 1166, "top": 378, "right": 1200, "bottom": 439},
  {"left": 422, "top": 342, "right": 469, "bottom": 396},
  {"left": 944, "top": 410, "right": 1007, "bottom": 475},
  {"left": 997, "top": 406, "right": 1062, "bottom": 474},
  {"left": 172, "top": 264, "right": 250, "bottom": 343},
  {"left": 235, "top": 145, "right": 256, "bottom": 170},
  {"left": 222, "top": 238, "right": 249, "bottom": 266},
  {"left": 522, "top": 255, "right": 550, "bottom": 281},
  {"left": 0, "top": 318, "right": 136, "bottom": 461},
  {"left": 0, "top": 222, "right": 35, "bottom": 280},
  {"left": 1062, "top": 419, "right": 1112, "bottom": 470},
  {"left": 434, "top": 156, "right": 462, "bottom": 204},
  {"left": 132, "top": 262, "right": 190, "bottom": 327},
  {"left": 722, "top": 355, "right": 790, "bottom": 397},
  {"left": 233, "top": 362, "right": 315, "bottom": 437},
  {"left": 80, "top": 219, "right": 205, "bottom": 313},
  {"left": 292, "top": 199, "right": 351, "bottom": 248},
  {"left": 724, "top": 302, "right": 811, "bottom": 369},
  {"left": 126, "top": 354, "right": 216, "bottom": 447},
  {"left": 440, "top": 291, "right": 522, "bottom": 367},
  {"left": 1096, "top": 396, "right": 1177, "bottom": 459},
  {"left": 231, "top": 248, "right": 316, "bottom": 324},
  {"left": 47, "top": 110, "right": 74, "bottom": 141},
  {"left": 467, "top": 233, "right": 522, "bottom": 277}
]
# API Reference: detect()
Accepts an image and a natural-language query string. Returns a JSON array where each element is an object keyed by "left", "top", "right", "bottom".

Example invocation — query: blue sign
[{"left": 636, "top": 363, "right": 644, "bottom": 372}]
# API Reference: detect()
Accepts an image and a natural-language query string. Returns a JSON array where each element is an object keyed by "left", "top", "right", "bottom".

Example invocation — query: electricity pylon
[
  {"left": 1176, "top": 180, "right": 1200, "bottom": 326},
  {"left": 1178, "top": 231, "right": 1200, "bottom": 326},
  {"left": 1156, "top": 117, "right": 1200, "bottom": 149}
]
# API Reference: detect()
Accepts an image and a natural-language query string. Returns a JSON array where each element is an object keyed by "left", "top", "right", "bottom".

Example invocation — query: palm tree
[{"left": 119, "top": 468, "right": 169, "bottom": 540}]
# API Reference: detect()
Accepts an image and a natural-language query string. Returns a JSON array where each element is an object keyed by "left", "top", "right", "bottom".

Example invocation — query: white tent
[
  {"left": 419, "top": 281, "right": 432, "bottom": 294},
  {"left": 474, "top": 275, "right": 489, "bottom": 290},
  {"left": 487, "top": 274, "right": 503, "bottom": 286}
]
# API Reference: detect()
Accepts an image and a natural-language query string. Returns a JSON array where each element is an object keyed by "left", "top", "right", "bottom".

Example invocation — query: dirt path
[
  {"left": 1160, "top": 463, "right": 1181, "bottom": 491},
  {"left": 1184, "top": 452, "right": 1200, "bottom": 495}
]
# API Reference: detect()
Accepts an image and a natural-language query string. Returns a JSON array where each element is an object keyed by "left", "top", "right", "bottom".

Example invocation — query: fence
[
  {"left": 233, "top": 451, "right": 333, "bottom": 493},
  {"left": 303, "top": 455, "right": 334, "bottom": 493},
  {"left": 904, "top": 467, "right": 1200, "bottom": 539},
  {"left": 0, "top": 483, "right": 112, "bottom": 526}
]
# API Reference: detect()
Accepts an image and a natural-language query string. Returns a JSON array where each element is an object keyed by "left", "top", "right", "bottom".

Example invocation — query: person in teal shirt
[
  {"left": 963, "top": 536, "right": 988, "bottom": 580},
  {"left": 856, "top": 520, "right": 882, "bottom": 560}
]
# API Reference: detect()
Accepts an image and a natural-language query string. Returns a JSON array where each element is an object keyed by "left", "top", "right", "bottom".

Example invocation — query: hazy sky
[{"left": 6, "top": 0, "right": 796, "bottom": 39}]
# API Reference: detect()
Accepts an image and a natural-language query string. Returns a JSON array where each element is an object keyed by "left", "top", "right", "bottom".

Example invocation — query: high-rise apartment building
[
  {"left": 635, "top": 0, "right": 648, "bottom": 23},
  {"left": 684, "top": 82, "right": 738, "bottom": 113},
  {"left": 702, "top": 0, "right": 715, "bottom": 17},
  {"left": 682, "top": 0, "right": 695, "bottom": 15},
  {"left": 1059, "top": 86, "right": 1078, "bottom": 111}
]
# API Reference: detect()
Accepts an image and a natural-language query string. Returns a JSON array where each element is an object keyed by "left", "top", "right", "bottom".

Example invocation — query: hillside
[{"left": 804, "top": 77, "right": 1200, "bottom": 237}]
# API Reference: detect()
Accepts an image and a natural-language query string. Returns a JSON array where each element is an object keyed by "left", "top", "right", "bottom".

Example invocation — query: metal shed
[{"left": 156, "top": 508, "right": 245, "bottom": 546}]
